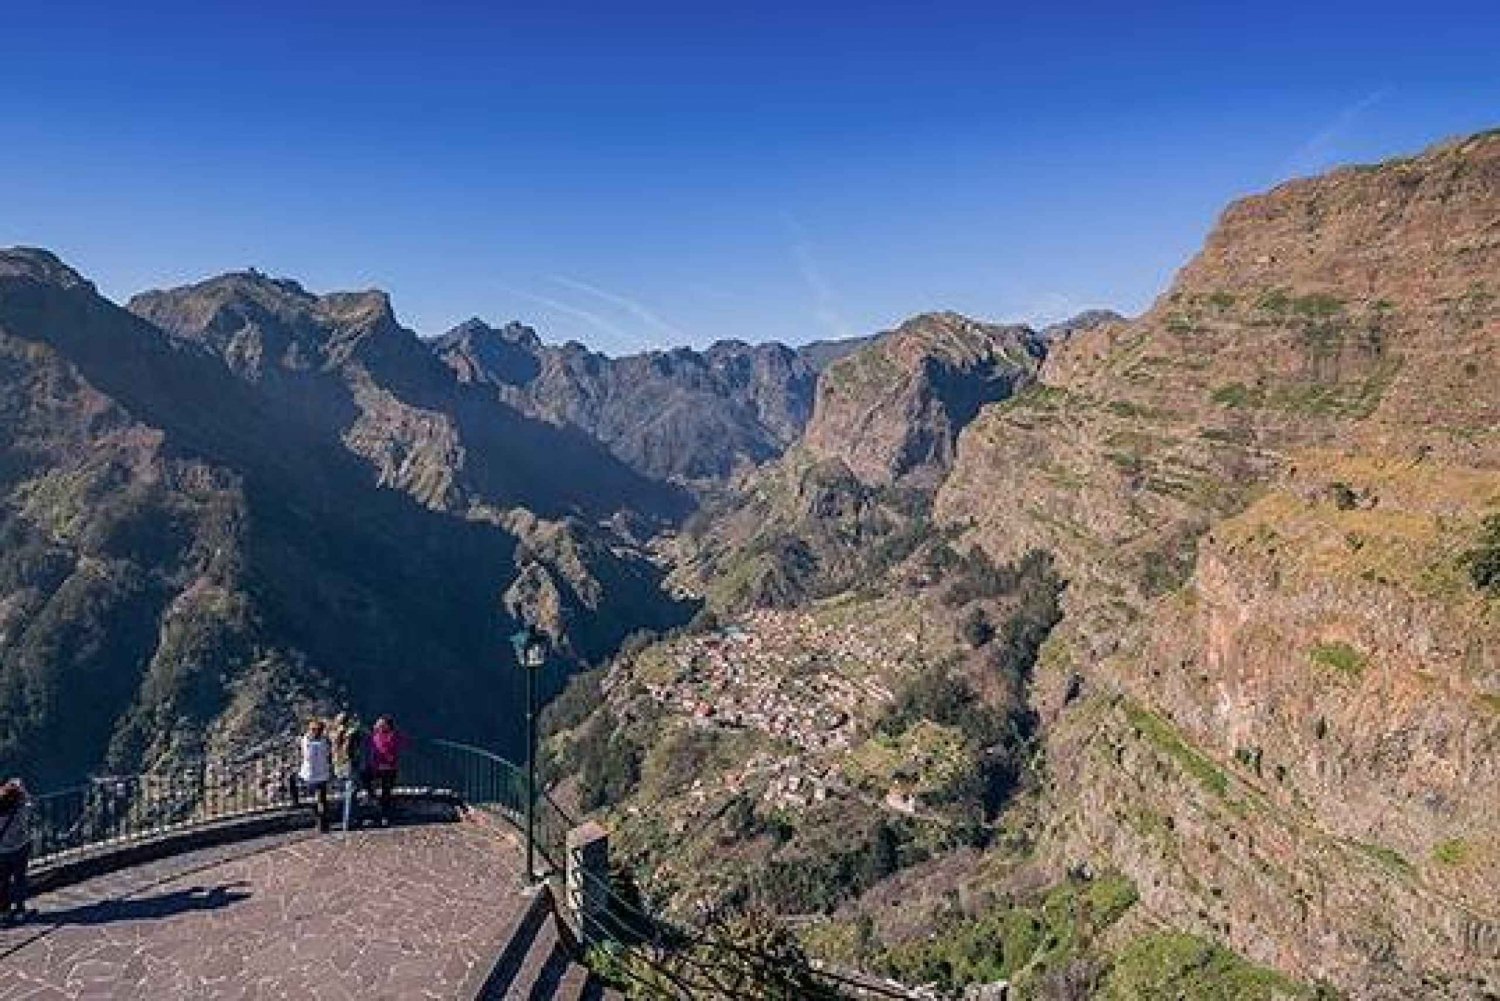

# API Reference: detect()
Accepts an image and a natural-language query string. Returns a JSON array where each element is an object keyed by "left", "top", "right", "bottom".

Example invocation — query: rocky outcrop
[
  {"left": 936, "top": 130, "right": 1500, "bottom": 996},
  {"left": 796, "top": 332, "right": 881, "bottom": 373},
  {"left": 1040, "top": 308, "right": 1126, "bottom": 344},
  {"left": 434, "top": 320, "right": 821, "bottom": 482},
  {"left": 802, "top": 312, "right": 1044, "bottom": 488},
  {"left": 433, "top": 312, "right": 1049, "bottom": 489}
]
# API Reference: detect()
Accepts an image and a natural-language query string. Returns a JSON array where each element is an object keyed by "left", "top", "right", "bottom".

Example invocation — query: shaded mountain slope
[
  {"left": 796, "top": 332, "right": 882, "bottom": 373},
  {"left": 130, "top": 276, "right": 688, "bottom": 521},
  {"left": 0, "top": 251, "right": 689, "bottom": 786},
  {"left": 131, "top": 271, "right": 696, "bottom": 655}
]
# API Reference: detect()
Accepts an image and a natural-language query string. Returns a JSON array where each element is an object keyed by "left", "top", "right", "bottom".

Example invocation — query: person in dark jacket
[{"left": 0, "top": 778, "right": 35, "bottom": 923}]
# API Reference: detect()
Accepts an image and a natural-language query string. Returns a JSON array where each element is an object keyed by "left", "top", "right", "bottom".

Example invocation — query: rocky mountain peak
[
  {"left": 1040, "top": 308, "right": 1126, "bottom": 344},
  {"left": 438, "top": 317, "right": 543, "bottom": 349},
  {"left": 435, "top": 317, "right": 545, "bottom": 388},
  {"left": 886, "top": 310, "right": 1040, "bottom": 366},
  {"left": 317, "top": 288, "right": 397, "bottom": 329},
  {"left": 1170, "top": 129, "right": 1500, "bottom": 309},
  {"left": 802, "top": 310, "right": 1044, "bottom": 487},
  {"left": 0, "top": 247, "right": 97, "bottom": 292},
  {"left": 128, "top": 272, "right": 422, "bottom": 379},
  {"left": 1037, "top": 128, "right": 1500, "bottom": 468}
]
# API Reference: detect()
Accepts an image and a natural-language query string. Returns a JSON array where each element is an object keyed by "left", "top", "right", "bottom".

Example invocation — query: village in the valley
[{"left": 607, "top": 600, "right": 957, "bottom": 823}]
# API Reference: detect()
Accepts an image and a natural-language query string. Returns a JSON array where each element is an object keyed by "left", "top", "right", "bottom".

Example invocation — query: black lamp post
[{"left": 510, "top": 623, "right": 547, "bottom": 883}]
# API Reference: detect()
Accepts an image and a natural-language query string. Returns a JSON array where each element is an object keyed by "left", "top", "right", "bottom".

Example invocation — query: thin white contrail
[
  {"left": 494, "top": 283, "right": 641, "bottom": 355},
  {"left": 1281, "top": 87, "right": 1393, "bottom": 180},
  {"left": 782, "top": 212, "right": 855, "bottom": 341},
  {"left": 550, "top": 276, "right": 690, "bottom": 348}
]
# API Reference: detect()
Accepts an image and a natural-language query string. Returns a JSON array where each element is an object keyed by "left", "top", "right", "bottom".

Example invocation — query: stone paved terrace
[{"left": 0, "top": 815, "right": 547, "bottom": 1000}]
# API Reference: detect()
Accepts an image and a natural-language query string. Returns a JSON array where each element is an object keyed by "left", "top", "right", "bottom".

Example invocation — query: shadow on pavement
[
  {"left": 322, "top": 798, "right": 464, "bottom": 829},
  {"left": 36, "top": 882, "right": 252, "bottom": 926}
]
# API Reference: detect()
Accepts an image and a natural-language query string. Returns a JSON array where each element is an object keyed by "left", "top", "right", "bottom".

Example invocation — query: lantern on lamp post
[{"left": 510, "top": 623, "right": 547, "bottom": 883}]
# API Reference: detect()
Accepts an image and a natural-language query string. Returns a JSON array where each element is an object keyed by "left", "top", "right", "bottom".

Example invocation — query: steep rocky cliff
[
  {"left": 538, "top": 132, "right": 1498, "bottom": 1001},
  {"left": 937, "top": 131, "right": 1500, "bottom": 996},
  {"left": 433, "top": 319, "right": 821, "bottom": 482}
]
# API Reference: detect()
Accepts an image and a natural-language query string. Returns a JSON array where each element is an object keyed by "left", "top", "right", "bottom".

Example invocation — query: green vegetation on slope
[
  {"left": 1101, "top": 932, "right": 1324, "bottom": 1000},
  {"left": 851, "top": 873, "right": 1138, "bottom": 996},
  {"left": 1307, "top": 641, "right": 1368, "bottom": 678},
  {"left": 1123, "top": 702, "right": 1230, "bottom": 797}
]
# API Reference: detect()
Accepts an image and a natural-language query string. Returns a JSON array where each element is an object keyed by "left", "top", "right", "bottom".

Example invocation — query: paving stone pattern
[{"left": 0, "top": 820, "right": 538, "bottom": 999}]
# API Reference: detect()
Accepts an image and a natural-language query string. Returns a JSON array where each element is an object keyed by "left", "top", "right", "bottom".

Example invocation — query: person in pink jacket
[{"left": 367, "top": 716, "right": 409, "bottom": 826}]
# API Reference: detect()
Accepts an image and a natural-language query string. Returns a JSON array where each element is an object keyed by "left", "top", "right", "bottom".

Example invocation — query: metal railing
[
  {"left": 29, "top": 740, "right": 302, "bottom": 864},
  {"left": 401, "top": 736, "right": 572, "bottom": 872},
  {"left": 24, "top": 736, "right": 531, "bottom": 870},
  {"left": 566, "top": 858, "right": 925, "bottom": 1000}
]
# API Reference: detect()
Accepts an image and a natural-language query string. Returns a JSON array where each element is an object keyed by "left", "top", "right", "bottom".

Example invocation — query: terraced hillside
[{"left": 937, "top": 131, "right": 1500, "bottom": 996}]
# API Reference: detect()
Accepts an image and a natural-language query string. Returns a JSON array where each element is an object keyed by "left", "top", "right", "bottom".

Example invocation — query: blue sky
[{"left": 3, "top": 1, "right": 1498, "bottom": 353}]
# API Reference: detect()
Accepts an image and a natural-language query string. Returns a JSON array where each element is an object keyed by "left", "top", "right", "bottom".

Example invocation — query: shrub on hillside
[
  {"left": 987, "top": 553, "right": 1064, "bottom": 681},
  {"left": 746, "top": 815, "right": 909, "bottom": 915},
  {"left": 876, "top": 874, "right": 1138, "bottom": 994},
  {"left": 959, "top": 606, "right": 995, "bottom": 647},
  {"left": 880, "top": 668, "right": 1006, "bottom": 748},
  {"left": 641, "top": 725, "right": 727, "bottom": 799},
  {"left": 572, "top": 709, "right": 644, "bottom": 810},
  {"left": 1464, "top": 514, "right": 1500, "bottom": 595},
  {"left": 539, "top": 667, "right": 606, "bottom": 739},
  {"left": 942, "top": 547, "right": 1022, "bottom": 606},
  {"left": 881, "top": 550, "right": 1063, "bottom": 815}
]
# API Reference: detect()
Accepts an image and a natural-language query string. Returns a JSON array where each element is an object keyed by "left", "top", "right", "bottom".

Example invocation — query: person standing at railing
[
  {"left": 331, "top": 712, "right": 366, "bottom": 832},
  {"left": 368, "top": 716, "right": 408, "bottom": 827},
  {"left": 0, "top": 778, "right": 34, "bottom": 924},
  {"left": 298, "top": 719, "right": 334, "bottom": 833}
]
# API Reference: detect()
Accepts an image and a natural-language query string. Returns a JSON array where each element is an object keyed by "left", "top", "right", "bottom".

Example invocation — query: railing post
[
  {"left": 566, "top": 821, "right": 609, "bottom": 945},
  {"left": 526, "top": 656, "right": 536, "bottom": 884}
]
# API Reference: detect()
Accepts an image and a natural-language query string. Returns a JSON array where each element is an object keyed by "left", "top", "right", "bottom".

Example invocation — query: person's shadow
[{"left": 37, "top": 882, "right": 251, "bottom": 926}]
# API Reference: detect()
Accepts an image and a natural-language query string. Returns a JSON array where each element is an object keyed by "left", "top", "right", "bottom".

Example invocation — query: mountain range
[
  {"left": 2, "top": 127, "right": 1497, "bottom": 999},
  {"left": 0, "top": 251, "right": 1086, "bottom": 785},
  {"left": 432, "top": 318, "right": 820, "bottom": 481}
]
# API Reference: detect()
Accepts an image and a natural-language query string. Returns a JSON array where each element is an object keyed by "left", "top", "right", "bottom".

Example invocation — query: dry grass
[{"left": 1215, "top": 450, "right": 1500, "bottom": 604}]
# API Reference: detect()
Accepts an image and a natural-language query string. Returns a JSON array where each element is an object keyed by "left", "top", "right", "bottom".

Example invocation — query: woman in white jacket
[{"left": 298, "top": 719, "right": 334, "bottom": 833}]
